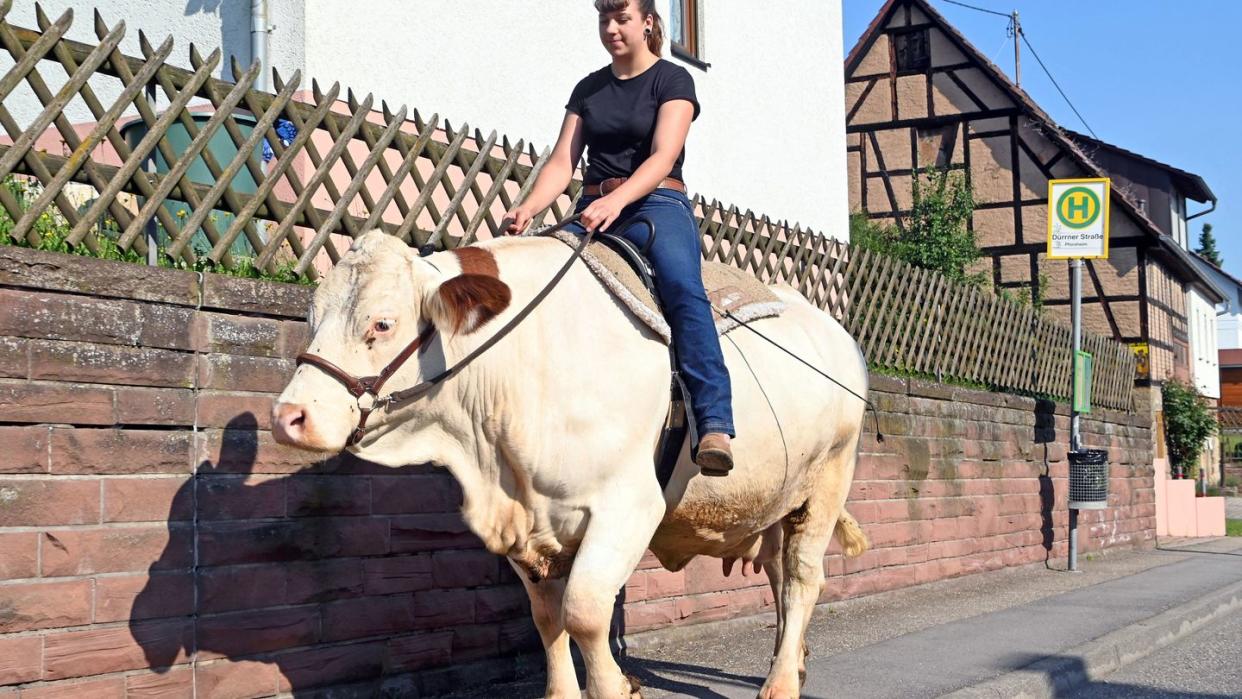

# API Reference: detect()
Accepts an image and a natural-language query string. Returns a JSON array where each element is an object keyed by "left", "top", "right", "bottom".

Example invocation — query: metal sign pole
[
  {"left": 1050, "top": 177, "right": 1109, "bottom": 573},
  {"left": 1069, "top": 257, "right": 1082, "bottom": 572}
]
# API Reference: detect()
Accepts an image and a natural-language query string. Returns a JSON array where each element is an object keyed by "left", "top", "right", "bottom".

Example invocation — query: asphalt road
[
  {"left": 1068, "top": 608, "right": 1242, "bottom": 698},
  {"left": 441, "top": 540, "right": 1242, "bottom": 699}
]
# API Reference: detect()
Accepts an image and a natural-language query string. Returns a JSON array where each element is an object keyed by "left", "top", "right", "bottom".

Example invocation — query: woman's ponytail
[{"left": 645, "top": 10, "right": 665, "bottom": 56}]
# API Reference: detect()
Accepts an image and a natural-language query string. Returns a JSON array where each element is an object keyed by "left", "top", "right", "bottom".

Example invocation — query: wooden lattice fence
[
  {"left": 0, "top": 1, "right": 1135, "bottom": 409},
  {"left": 1218, "top": 407, "right": 1242, "bottom": 432}
]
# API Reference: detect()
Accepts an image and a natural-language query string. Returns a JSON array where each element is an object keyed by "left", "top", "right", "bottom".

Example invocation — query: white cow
[{"left": 273, "top": 231, "right": 869, "bottom": 699}]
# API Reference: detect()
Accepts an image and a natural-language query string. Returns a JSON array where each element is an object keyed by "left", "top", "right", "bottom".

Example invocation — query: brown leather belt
[{"left": 584, "top": 177, "right": 686, "bottom": 197}]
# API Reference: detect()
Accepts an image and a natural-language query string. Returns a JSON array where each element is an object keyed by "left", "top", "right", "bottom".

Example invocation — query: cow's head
[{"left": 272, "top": 231, "right": 510, "bottom": 459}]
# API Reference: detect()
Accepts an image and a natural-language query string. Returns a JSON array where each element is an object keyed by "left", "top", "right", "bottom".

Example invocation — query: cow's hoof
[
  {"left": 625, "top": 673, "right": 643, "bottom": 698},
  {"left": 758, "top": 679, "right": 799, "bottom": 699}
]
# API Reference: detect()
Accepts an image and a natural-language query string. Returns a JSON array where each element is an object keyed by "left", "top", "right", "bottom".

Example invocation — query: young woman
[{"left": 503, "top": 0, "right": 735, "bottom": 476}]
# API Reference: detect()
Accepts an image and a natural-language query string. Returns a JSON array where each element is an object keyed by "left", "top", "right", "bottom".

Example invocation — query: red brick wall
[
  {"left": 0, "top": 247, "right": 1155, "bottom": 696},
  {"left": 621, "top": 377, "right": 1156, "bottom": 633}
]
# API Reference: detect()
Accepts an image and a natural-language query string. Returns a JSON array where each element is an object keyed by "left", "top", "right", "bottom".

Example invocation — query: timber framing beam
[{"left": 847, "top": 108, "right": 1020, "bottom": 133}]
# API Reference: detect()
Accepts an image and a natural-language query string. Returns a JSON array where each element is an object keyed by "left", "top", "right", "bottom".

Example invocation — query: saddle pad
[{"left": 544, "top": 230, "right": 785, "bottom": 344}]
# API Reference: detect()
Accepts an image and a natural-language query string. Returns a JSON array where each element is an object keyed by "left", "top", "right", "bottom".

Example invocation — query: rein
[{"left": 296, "top": 215, "right": 591, "bottom": 447}]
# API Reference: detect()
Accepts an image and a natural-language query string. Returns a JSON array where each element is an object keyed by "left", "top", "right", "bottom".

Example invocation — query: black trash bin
[{"left": 1068, "top": 449, "right": 1109, "bottom": 510}]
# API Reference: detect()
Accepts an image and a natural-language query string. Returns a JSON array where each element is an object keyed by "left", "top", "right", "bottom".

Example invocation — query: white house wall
[
  {"left": 1, "top": 0, "right": 306, "bottom": 126},
  {"left": 301, "top": 0, "right": 848, "bottom": 236},
  {"left": 1188, "top": 288, "right": 1220, "bottom": 398},
  {"left": 1189, "top": 256, "right": 1241, "bottom": 353},
  {"left": 1219, "top": 315, "right": 1242, "bottom": 351}
]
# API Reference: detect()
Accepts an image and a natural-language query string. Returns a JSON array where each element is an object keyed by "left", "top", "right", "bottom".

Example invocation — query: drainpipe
[
  {"left": 251, "top": 0, "right": 272, "bottom": 92},
  {"left": 1187, "top": 198, "right": 1217, "bottom": 222}
]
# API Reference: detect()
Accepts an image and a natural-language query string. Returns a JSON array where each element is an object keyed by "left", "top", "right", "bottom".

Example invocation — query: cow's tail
[{"left": 834, "top": 509, "right": 869, "bottom": 558}]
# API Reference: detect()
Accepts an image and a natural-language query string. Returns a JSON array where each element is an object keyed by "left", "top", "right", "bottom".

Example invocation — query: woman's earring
[{"left": 644, "top": 28, "right": 652, "bottom": 36}]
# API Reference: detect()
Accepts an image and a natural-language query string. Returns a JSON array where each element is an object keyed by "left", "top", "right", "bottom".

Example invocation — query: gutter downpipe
[
  {"left": 251, "top": 0, "right": 271, "bottom": 92},
  {"left": 1187, "top": 198, "right": 1217, "bottom": 222}
]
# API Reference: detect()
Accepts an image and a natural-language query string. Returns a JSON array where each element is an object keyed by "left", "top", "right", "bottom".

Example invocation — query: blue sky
[{"left": 844, "top": 0, "right": 1242, "bottom": 277}]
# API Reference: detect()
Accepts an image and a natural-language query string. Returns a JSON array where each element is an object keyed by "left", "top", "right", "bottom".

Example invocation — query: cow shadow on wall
[{"left": 128, "top": 411, "right": 543, "bottom": 697}]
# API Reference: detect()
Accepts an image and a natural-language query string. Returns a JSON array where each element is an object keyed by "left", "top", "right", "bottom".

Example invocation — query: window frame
[
  {"left": 670, "top": 0, "right": 709, "bottom": 70},
  {"left": 891, "top": 27, "right": 931, "bottom": 74}
]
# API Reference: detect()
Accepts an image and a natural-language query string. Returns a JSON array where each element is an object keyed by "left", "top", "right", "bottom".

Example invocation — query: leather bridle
[
  {"left": 296, "top": 323, "right": 439, "bottom": 446},
  {"left": 294, "top": 215, "right": 591, "bottom": 447}
]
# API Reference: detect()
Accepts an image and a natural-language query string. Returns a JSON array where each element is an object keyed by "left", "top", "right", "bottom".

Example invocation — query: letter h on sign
[{"left": 1066, "top": 193, "right": 1091, "bottom": 220}]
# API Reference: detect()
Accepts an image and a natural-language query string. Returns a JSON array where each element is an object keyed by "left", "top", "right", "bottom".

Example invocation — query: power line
[
  {"left": 1019, "top": 32, "right": 1099, "bottom": 138},
  {"left": 940, "top": 0, "right": 1010, "bottom": 19},
  {"left": 937, "top": 1, "right": 1100, "bottom": 138}
]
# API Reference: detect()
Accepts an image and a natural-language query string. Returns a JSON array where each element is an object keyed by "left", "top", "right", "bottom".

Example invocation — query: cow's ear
[{"left": 424, "top": 274, "right": 511, "bottom": 335}]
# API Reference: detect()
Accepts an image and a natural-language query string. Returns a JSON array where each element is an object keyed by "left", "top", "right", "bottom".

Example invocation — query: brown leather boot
[{"left": 696, "top": 433, "right": 733, "bottom": 477}]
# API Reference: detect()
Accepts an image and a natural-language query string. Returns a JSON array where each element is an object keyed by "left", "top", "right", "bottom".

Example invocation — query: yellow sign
[
  {"left": 1129, "top": 342, "right": 1150, "bottom": 379},
  {"left": 1048, "top": 178, "right": 1110, "bottom": 259}
]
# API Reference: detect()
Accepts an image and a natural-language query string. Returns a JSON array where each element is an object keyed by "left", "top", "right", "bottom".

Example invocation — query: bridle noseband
[
  {"left": 296, "top": 323, "right": 438, "bottom": 446},
  {"left": 293, "top": 215, "right": 592, "bottom": 448}
]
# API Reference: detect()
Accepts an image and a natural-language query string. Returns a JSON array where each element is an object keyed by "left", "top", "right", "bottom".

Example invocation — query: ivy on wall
[
  {"left": 851, "top": 165, "right": 1047, "bottom": 309},
  {"left": 852, "top": 165, "right": 981, "bottom": 285}
]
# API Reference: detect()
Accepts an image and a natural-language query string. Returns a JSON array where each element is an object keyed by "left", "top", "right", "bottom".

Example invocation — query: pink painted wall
[{"left": 1154, "top": 458, "right": 1226, "bottom": 537}]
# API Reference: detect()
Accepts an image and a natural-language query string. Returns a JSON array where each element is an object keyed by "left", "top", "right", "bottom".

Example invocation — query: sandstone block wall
[{"left": 0, "top": 248, "right": 1154, "bottom": 696}]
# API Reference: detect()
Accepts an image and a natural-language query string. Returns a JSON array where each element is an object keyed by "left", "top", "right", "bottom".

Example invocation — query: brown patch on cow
[
  {"left": 784, "top": 499, "right": 811, "bottom": 528},
  {"left": 451, "top": 246, "right": 499, "bottom": 279},
  {"left": 650, "top": 495, "right": 778, "bottom": 571},
  {"left": 511, "top": 546, "right": 575, "bottom": 583},
  {"left": 434, "top": 274, "right": 511, "bottom": 334}
]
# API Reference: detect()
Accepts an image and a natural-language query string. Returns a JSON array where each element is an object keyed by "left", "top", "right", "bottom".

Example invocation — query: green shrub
[
  {"left": 851, "top": 165, "right": 985, "bottom": 286},
  {"left": 1162, "top": 380, "right": 1217, "bottom": 480},
  {"left": 849, "top": 212, "right": 898, "bottom": 256}
]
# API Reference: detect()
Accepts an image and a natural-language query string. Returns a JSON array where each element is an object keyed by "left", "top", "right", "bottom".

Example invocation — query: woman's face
[{"left": 598, "top": 1, "right": 651, "bottom": 58}]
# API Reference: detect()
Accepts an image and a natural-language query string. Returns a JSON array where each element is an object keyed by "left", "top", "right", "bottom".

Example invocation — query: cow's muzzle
[{"left": 271, "top": 401, "right": 341, "bottom": 451}]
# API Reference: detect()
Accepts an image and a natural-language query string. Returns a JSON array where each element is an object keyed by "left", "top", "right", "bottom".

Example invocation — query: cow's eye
[{"left": 373, "top": 319, "right": 395, "bottom": 334}]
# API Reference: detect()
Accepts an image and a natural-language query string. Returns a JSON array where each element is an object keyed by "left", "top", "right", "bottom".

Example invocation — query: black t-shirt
[{"left": 565, "top": 59, "right": 700, "bottom": 186}]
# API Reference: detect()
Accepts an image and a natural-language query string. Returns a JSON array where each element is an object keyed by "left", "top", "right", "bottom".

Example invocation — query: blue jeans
[{"left": 568, "top": 188, "right": 735, "bottom": 438}]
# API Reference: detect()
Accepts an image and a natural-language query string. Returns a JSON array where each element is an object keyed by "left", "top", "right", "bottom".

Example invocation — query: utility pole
[{"left": 1011, "top": 10, "right": 1021, "bottom": 86}]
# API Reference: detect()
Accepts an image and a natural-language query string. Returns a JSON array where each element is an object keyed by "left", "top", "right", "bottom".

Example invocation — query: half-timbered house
[{"left": 844, "top": 0, "right": 1224, "bottom": 385}]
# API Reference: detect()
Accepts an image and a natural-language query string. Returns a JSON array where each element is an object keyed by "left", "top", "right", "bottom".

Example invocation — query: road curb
[{"left": 940, "top": 577, "right": 1242, "bottom": 699}]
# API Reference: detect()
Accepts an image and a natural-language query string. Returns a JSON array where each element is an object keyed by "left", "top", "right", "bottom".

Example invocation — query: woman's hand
[
  {"left": 579, "top": 194, "right": 626, "bottom": 232},
  {"left": 501, "top": 205, "right": 535, "bottom": 236}
]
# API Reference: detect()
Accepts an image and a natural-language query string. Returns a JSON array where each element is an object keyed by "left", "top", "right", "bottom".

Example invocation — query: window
[
  {"left": 670, "top": 0, "right": 704, "bottom": 66},
  {"left": 893, "top": 28, "right": 930, "bottom": 72}
]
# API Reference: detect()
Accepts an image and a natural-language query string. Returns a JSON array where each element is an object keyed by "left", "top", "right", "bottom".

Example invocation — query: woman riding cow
[
  {"left": 503, "top": 0, "right": 735, "bottom": 476},
  {"left": 273, "top": 3, "right": 871, "bottom": 696}
]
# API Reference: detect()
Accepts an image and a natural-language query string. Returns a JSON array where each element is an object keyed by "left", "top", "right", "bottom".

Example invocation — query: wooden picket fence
[{"left": 0, "top": 1, "right": 1135, "bottom": 409}]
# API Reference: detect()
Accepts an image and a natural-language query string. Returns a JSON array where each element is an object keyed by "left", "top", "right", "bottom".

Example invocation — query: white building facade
[
  {"left": 1187, "top": 288, "right": 1221, "bottom": 398},
  {"left": 1194, "top": 259, "right": 1242, "bottom": 352},
  {"left": 5, "top": 0, "right": 850, "bottom": 237}
]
